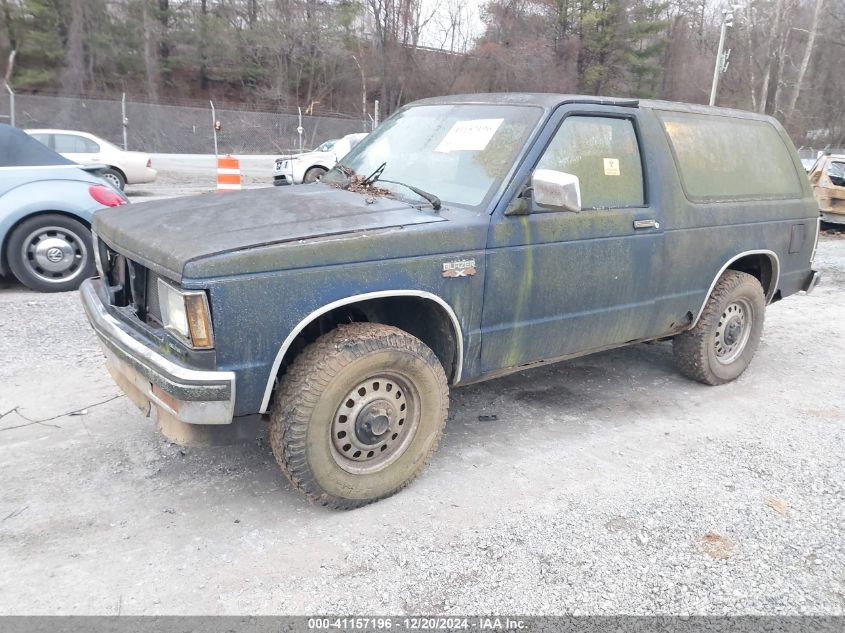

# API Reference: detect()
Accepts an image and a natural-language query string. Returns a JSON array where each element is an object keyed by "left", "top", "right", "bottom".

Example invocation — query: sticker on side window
[
  {"left": 435, "top": 119, "right": 504, "bottom": 153},
  {"left": 603, "top": 158, "right": 620, "bottom": 176}
]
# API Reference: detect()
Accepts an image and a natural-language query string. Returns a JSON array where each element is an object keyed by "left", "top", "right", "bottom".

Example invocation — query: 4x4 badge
[{"left": 442, "top": 258, "right": 477, "bottom": 278}]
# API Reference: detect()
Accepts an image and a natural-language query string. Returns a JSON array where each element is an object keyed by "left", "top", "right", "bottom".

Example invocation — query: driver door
[{"left": 480, "top": 108, "right": 665, "bottom": 373}]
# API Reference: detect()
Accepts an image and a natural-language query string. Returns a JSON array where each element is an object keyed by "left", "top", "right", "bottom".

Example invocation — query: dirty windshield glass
[{"left": 324, "top": 104, "right": 541, "bottom": 208}]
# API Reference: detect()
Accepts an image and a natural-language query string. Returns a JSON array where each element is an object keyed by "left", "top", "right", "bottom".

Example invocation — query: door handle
[{"left": 633, "top": 219, "right": 660, "bottom": 230}]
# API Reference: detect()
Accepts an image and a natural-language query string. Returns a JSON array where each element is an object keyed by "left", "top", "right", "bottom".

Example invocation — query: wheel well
[
  {"left": 726, "top": 253, "right": 777, "bottom": 299},
  {"left": 106, "top": 166, "right": 127, "bottom": 182},
  {"left": 1, "top": 210, "right": 91, "bottom": 274},
  {"left": 271, "top": 296, "right": 459, "bottom": 408}
]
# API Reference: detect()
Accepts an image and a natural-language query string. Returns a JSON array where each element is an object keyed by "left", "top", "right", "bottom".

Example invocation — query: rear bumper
[
  {"left": 80, "top": 278, "right": 235, "bottom": 424},
  {"left": 129, "top": 167, "right": 158, "bottom": 185},
  {"left": 802, "top": 269, "right": 821, "bottom": 294}
]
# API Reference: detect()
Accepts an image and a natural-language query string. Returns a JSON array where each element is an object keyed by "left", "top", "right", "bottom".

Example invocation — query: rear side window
[
  {"left": 536, "top": 116, "right": 645, "bottom": 209},
  {"left": 658, "top": 111, "right": 802, "bottom": 201},
  {"left": 28, "top": 133, "right": 51, "bottom": 147},
  {"left": 54, "top": 134, "right": 99, "bottom": 153}
]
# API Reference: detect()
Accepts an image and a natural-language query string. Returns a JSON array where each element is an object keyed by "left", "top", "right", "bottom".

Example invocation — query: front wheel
[
  {"left": 673, "top": 270, "right": 766, "bottom": 385},
  {"left": 6, "top": 214, "right": 94, "bottom": 292},
  {"left": 302, "top": 167, "right": 327, "bottom": 184},
  {"left": 270, "top": 323, "right": 449, "bottom": 509}
]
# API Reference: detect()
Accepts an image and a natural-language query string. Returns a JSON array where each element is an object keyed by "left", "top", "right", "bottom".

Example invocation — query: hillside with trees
[{"left": 0, "top": 0, "right": 842, "bottom": 144}]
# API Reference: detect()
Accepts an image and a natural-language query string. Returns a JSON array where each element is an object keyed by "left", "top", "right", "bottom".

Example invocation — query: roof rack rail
[{"left": 564, "top": 98, "right": 639, "bottom": 108}]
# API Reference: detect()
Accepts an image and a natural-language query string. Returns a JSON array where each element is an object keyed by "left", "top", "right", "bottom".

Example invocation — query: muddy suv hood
[{"left": 94, "top": 184, "right": 445, "bottom": 280}]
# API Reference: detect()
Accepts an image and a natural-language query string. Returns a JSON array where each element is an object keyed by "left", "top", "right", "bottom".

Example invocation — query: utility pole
[
  {"left": 709, "top": 8, "right": 734, "bottom": 106},
  {"left": 121, "top": 92, "right": 128, "bottom": 150}
]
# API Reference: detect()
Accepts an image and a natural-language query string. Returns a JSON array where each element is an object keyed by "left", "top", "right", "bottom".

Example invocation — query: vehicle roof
[
  {"left": 411, "top": 93, "right": 775, "bottom": 122},
  {"left": 25, "top": 128, "right": 104, "bottom": 139}
]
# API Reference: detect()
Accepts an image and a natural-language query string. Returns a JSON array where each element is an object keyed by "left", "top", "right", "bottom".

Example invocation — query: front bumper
[{"left": 80, "top": 278, "right": 235, "bottom": 424}]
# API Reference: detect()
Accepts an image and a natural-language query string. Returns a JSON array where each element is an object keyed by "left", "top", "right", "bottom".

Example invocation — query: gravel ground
[{"left": 0, "top": 235, "right": 843, "bottom": 616}]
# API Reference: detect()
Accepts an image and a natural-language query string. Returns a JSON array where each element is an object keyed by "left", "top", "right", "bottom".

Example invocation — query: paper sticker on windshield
[
  {"left": 435, "top": 119, "right": 504, "bottom": 153},
  {"left": 603, "top": 158, "right": 620, "bottom": 176}
]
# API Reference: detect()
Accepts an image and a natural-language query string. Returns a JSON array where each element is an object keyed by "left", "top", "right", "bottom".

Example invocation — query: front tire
[
  {"left": 270, "top": 323, "right": 449, "bottom": 509},
  {"left": 673, "top": 270, "right": 766, "bottom": 385},
  {"left": 7, "top": 214, "right": 94, "bottom": 293},
  {"left": 303, "top": 167, "right": 327, "bottom": 184}
]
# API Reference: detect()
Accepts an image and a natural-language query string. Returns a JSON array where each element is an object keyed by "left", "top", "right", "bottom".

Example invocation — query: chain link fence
[{"left": 5, "top": 93, "right": 367, "bottom": 154}]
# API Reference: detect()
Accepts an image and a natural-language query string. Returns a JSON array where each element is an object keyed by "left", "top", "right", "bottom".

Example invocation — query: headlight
[{"left": 157, "top": 279, "right": 214, "bottom": 349}]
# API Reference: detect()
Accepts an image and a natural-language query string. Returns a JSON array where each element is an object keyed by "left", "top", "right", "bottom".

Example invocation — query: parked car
[
  {"left": 273, "top": 133, "right": 367, "bottom": 185},
  {"left": 82, "top": 94, "right": 819, "bottom": 508},
  {"left": 25, "top": 129, "right": 157, "bottom": 191},
  {"left": 0, "top": 124, "right": 128, "bottom": 292},
  {"left": 808, "top": 153, "right": 845, "bottom": 224}
]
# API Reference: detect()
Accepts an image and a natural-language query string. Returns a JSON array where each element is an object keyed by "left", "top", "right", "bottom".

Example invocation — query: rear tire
[
  {"left": 303, "top": 167, "right": 327, "bottom": 184},
  {"left": 673, "top": 270, "right": 766, "bottom": 385},
  {"left": 101, "top": 168, "right": 125, "bottom": 191},
  {"left": 270, "top": 323, "right": 449, "bottom": 509},
  {"left": 7, "top": 214, "right": 93, "bottom": 293}
]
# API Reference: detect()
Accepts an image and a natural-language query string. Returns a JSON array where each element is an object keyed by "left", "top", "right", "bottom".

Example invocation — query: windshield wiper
[
  {"left": 361, "top": 162, "right": 441, "bottom": 211},
  {"left": 334, "top": 162, "right": 356, "bottom": 179},
  {"left": 362, "top": 162, "right": 386, "bottom": 186},
  {"left": 378, "top": 179, "right": 442, "bottom": 212}
]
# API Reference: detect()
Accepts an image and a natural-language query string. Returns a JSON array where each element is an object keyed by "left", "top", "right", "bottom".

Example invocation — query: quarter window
[
  {"left": 536, "top": 116, "right": 645, "bottom": 209},
  {"left": 658, "top": 111, "right": 803, "bottom": 200}
]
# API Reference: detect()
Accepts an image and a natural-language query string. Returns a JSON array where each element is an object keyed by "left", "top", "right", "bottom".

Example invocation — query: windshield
[
  {"left": 324, "top": 104, "right": 542, "bottom": 208},
  {"left": 316, "top": 140, "right": 338, "bottom": 153}
]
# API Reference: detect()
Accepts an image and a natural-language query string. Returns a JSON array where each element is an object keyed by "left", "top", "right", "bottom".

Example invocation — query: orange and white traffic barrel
[{"left": 217, "top": 155, "right": 241, "bottom": 192}]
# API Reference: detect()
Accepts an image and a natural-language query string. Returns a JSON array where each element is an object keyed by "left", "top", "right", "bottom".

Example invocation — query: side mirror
[{"left": 532, "top": 169, "right": 582, "bottom": 212}]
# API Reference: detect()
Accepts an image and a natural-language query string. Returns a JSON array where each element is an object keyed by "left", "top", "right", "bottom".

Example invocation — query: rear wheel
[
  {"left": 7, "top": 214, "right": 94, "bottom": 293},
  {"left": 270, "top": 322, "right": 449, "bottom": 509},
  {"left": 303, "top": 166, "right": 327, "bottom": 184},
  {"left": 673, "top": 270, "right": 766, "bottom": 385},
  {"left": 101, "top": 168, "right": 125, "bottom": 191}
]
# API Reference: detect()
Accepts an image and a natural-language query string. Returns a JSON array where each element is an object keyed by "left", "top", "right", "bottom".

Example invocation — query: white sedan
[
  {"left": 26, "top": 129, "right": 157, "bottom": 191},
  {"left": 273, "top": 133, "right": 367, "bottom": 185}
]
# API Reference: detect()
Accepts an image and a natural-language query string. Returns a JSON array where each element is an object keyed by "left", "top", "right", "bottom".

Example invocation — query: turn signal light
[
  {"left": 89, "top": 184, "right": 126, "bottom": 207},
  {"left": 184, "top": 293, "right": 214, "bottom": 348}
]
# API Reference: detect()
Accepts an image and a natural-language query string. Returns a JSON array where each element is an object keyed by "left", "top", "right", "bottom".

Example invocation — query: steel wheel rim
[
  {"left": 103, "top": 173, "right": 122, "bottom": 190},
  {"left": 714, "top": 298, "right": 753, "bottom": 364},
  {"left": 330, "top": 372, "right": 420, "bottom": 475},
  {"left": 20, "top": 226, "right": 88, "bottom": 284}
]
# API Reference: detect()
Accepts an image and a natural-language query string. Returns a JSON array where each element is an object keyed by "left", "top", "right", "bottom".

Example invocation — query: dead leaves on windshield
[{"left": 331, "top": 175, "right": 392, "bottom": 202}]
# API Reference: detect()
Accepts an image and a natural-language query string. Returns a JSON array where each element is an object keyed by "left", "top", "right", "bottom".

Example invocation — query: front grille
[{"left": 145, "top": 269, "right": 163, "bottom": 325}]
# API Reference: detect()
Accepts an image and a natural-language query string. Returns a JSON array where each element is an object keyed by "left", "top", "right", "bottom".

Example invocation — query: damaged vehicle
[
  {"left": 81, "top": 94, "right": 820, "bottom": 508},
  {"left": 808, "top": 153, "right": 845, "bottom": 224}
]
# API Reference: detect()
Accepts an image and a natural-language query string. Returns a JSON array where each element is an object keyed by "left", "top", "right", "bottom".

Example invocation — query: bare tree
[{"left": 784, "top": 0, "right": 825, "bottom": 122}]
